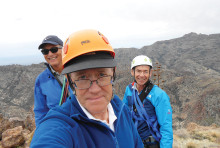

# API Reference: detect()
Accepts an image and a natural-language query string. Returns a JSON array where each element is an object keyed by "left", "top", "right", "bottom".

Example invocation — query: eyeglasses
[
  {"left": 41, "top": 47, "right": 62, "bottom": 55},
  {"left": 73, "top": 75, "right": 113, "bottom": 90}
]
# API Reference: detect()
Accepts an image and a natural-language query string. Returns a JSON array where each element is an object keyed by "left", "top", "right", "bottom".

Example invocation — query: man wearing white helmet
[{"left": 123, "top": 55, "right": 173, "bottom": 148}]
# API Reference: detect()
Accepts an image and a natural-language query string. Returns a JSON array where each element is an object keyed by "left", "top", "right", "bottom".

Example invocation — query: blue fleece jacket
[
  {"left": 123, "top": 83, "right": 173, "bottom": 148},
  {"left": 34, "top": 67, "right": 72, "bottom": 127},
  {"left": 30, "top": 94, "right": 144, "bottom": 148}
]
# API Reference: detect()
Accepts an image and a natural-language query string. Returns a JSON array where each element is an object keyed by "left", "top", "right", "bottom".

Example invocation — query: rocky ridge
[
  {"left": 0, "top": 32, "right": 220, "bottom": 147},
  {"left": 114, "top": 32, "right": 220, "bottom": 128}
]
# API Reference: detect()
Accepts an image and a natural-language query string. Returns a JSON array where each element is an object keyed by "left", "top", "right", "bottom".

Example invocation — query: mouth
[
  {"left": 88, "top": 96, "right": 103, "bottom": 102},
  {"left": 48, "top": 56, "right": 57, "bottom": 60},
  {"left": 137, "top": 78, "right": 147, "bottom": 83},
  {"left": 137, "top": 78, "right": 146, "bottom": 81}
]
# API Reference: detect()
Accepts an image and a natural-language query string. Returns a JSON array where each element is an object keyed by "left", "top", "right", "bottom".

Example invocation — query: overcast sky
[{"left": 0, "top": 0, "right": 220, "bottom": 65}]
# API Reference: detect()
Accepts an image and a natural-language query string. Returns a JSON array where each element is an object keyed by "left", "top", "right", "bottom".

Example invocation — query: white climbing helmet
[{"left": 131, "top": 55, "right": 153, "bottom": 69}]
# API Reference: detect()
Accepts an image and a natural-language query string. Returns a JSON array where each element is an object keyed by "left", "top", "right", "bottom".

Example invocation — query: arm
[
  {"left": 122, "top": 104, "right": 144, "bottom": 148},
  {"left": 155, "top": 91, "right": 173, "bottom": 148},
  {"left": 34, "top": 78, "right": 49, "bottom": 127},
  {"left": 30, "top": 116, "right": 75, "bottom": 147}
]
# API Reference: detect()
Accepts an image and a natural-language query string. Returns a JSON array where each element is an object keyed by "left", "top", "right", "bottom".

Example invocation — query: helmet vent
[{"left": 98, "top": 31, "right": 109, "bottom": 44}]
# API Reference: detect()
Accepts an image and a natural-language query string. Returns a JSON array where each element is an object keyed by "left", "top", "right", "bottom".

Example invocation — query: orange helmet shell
[{"left": 62, "top": 29, "right": 115, "bottom": 67}]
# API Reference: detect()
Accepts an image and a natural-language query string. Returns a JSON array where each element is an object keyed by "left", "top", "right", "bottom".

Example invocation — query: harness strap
[
  {"left": 139, "top": 80, "right": 154, "bottom": 102},
  {"left": 132, "top": 87, "right": 161, "bottom": 142}
]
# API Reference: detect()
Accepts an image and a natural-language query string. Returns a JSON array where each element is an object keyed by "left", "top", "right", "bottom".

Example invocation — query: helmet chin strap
[
  {"left": 134, "top": 78, "right": 151, "bottom": 87},
  {"left": 133, "top": 76, "right": 151, "bottom": 88},
  {"left": 67, "top": 74, "right": 76, "bottom": 95}
]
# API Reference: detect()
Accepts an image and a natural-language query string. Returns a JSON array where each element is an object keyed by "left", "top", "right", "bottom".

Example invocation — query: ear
[{"left": 131, "top": 69, "right": 134, "bottom": 76}]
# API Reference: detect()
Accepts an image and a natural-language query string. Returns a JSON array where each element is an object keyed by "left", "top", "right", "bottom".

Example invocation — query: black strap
[
  {"left": 133, "top": 80, "right": 154, "bottom": 112},
  {"left": 67, "top": 74, "right": 75, "bottom": 93},
  {"left": 139, "top": 80, "right": 154, "bottom": 102},
  {"left": 45, "top": 63, "right": 71, "bottom": 103}
]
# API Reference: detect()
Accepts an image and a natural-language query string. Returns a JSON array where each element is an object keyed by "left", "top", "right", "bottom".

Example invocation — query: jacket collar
[{"left": 58, "top": 94, "right": 123, "bottom": 122}]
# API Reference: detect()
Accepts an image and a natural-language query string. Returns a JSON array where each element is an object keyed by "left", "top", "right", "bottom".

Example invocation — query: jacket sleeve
[
  {"left": 122, "top": 86, "right": 129, "bottom": 105},
  {"left": 34, "top": 77, "right": 49, "bottom": 127},
  {"left": 153, "top": 91, "right": 173, "bottom": 148},
  {"left": 30, "top": 114, "right": 75, "bottom": 148},
  {"left": 123, "top": 104, "right": 144, "bottom": 148}
]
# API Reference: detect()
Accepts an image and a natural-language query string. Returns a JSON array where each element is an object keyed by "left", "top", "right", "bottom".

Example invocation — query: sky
[{"left": 0, "top": 0, "right": 220, "bottom": 65}]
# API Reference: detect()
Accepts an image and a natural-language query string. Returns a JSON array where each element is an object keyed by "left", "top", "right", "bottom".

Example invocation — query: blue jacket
[
  {"left": 34, "top": 66, "right": 72, "bottom": 127},
  {"left": 123, "top": 83, "right": 173, "bottom": 148},
  {"left": 31, "top": 94, "right": 144, "bottom": 148}
]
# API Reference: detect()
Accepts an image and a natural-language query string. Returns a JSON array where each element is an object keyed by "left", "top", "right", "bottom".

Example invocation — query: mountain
[
  {"left": 0, "top": 32, "right": 219, "bottom": 129},
  {"left": 0, "top": 63, "right": 45, "bottom": 118},
  {"left": 114, "top": 32, "right": 220, "bottom": 128}
]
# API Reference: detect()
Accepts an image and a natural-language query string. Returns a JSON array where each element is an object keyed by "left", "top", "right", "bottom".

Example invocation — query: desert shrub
[
  {"left": 174, "top": 128, "right": 189, "bottom": 139},
  {"left": 186, "top": 142, "right": 197, "bottom": 148}
]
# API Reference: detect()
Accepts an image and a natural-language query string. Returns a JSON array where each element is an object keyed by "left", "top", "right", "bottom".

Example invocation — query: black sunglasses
[{"left": 41, "top": 47, "right": 62, "bottom": 55}]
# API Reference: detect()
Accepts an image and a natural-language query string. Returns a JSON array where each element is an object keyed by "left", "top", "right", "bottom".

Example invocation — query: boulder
[
  {"left": 1, "top": 126, "right": 25, "bottom": 148},
  {"left": 0, "top": 118, "right": 10, "bottom": 140}
]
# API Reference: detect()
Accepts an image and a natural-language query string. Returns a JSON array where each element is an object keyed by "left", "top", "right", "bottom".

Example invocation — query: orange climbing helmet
[{"left": 62, "top": 29, "right": 116, "bottom": 74}]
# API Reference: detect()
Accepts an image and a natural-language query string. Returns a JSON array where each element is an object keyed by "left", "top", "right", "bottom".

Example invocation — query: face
[
  {"left": 70, "top": 68, "right": 114, "bottom": 116},
  {"left": 131, "top": 65, "right": 152, "bottom": 86},
  {"left": 42, "top": 44, "right": 62, "bottom": 69}
]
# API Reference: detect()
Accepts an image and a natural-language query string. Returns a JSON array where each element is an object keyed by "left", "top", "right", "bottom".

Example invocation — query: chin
[
  {"left": 50, "top": 62, "right": 59, "bottom": 67},
  {"left": 89, "top": 108, "right": 104, "bottom": 114},
  {"left": 137, "top": 81, "right": 146, "bottom": 85}
]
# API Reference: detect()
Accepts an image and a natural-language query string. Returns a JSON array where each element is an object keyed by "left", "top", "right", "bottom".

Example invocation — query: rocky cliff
[{"left": 0, "top": 32, "right": 219, "bottom": 129}]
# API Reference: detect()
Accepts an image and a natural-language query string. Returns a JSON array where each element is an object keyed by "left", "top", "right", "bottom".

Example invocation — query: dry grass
[{"left": 173, "top": 122, "right": 220, "bottom": 148}]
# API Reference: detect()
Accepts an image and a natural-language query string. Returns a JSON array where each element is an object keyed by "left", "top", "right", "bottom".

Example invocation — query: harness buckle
[{"left": 143, "top": 136, "right": 156, "bottom": 143}]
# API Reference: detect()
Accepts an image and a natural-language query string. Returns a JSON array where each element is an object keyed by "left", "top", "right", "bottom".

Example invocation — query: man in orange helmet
[{"left": 30, "top": 29, "right": 143, "bottom": 148}]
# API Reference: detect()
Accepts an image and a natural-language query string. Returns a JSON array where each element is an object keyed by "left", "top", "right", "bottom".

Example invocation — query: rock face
[
  {"left": 2, "top": 126, "right": 25, "bottom": 148},
  {"left": 0, "top": 106, "right": 35, "bottom": 147},
  {"left": 0, "top": 63, "right": 44, "bottom": 119},
  {"left": 0, "top": 32, "right": 219, "bottom": 129}
]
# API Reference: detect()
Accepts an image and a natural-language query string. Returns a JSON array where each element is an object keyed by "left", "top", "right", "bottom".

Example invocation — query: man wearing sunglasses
[{"left": 34, "top": 35, "right": 72, "bottom": 127}]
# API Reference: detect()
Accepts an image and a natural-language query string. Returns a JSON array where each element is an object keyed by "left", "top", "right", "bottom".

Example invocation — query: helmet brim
[{"left": 62, "top": 52, "right": 116, "bottom": 74}]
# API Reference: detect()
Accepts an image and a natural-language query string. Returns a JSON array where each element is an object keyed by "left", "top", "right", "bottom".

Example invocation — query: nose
[
  {"left": 88, "top": 79, "right": 101, "bottom": 93},
  {"left": 47, "top": 50, "right": 54, "bottom": 55},
  {"left": 140, "top": 71, "right": 145, "bottom": 76}
]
